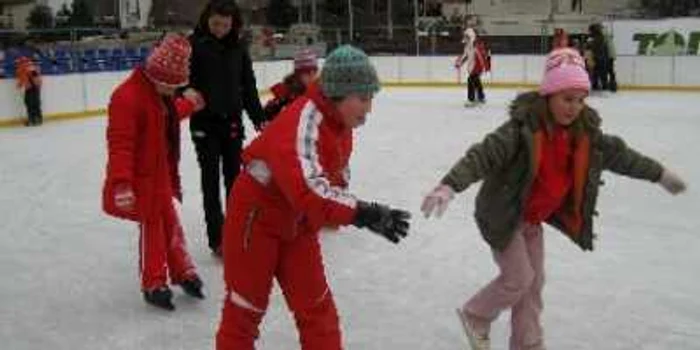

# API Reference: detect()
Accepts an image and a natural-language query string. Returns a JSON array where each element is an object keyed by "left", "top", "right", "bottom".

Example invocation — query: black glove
[{"left": 352, "top": 201, "right": 411, "bottom": 244}]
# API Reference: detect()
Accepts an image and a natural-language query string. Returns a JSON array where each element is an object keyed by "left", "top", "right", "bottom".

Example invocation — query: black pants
[
  {"left": 592, "top": 59, "right": 609, "bottom": 91},
  {"left": 606, "top": 58, "right": 618, "bottom": 92},
  {"left": 191, "top": 122, "right": 243, "bottom": 251},
  {"left": 24, "top": 86, "right": 42, "bottom": 126},
  {"left": 467, "top": 73, "right": 485, "bottom": 102}
]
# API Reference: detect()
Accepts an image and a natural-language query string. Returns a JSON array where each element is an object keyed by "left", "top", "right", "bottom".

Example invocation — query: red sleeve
[
  {"left": 270, "top": 82, "right": 289, "bottom": 99},
  {"left": 266, "top": 103, "right": 357, "bottom": 229},
  {"left": 173, "top": 96, "right": 196, "bottom": 121},
  {"left": 105, "top": 89, "right": 138, "bottom": 185},
  {"left": 103, "top": 88, "right": 140, "bottom": 221}
]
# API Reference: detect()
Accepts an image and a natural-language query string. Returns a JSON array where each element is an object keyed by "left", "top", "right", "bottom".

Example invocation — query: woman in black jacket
[{"left": 188, "top": 0, "right": 267, "bottom": 256}]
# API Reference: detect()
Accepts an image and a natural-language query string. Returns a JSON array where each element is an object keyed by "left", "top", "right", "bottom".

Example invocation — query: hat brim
[{"left": 144, "top": 71, "right": 189, "bottom": 89}]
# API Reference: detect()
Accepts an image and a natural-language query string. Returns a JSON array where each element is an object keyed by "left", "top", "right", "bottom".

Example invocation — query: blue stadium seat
[
  {"left": 79, "top": 49, "right": 100, "bottom": 72},
  {"left": 125, "top": 47, "right": 137, "bottom": 57},
  {"left": 54, "top": 57, "right": 73, "bottom": 74},
  {"left": 39, "top": 57, "right": 59, "bottom": 75},
  {"left": 96, "top": 48, "right": 112, "bottom": 71},
  {"left": 123, "top": 47, "right": 143, "bottom": 69},
  {"left": 111, "top": 48, "right": 127, "bottom": 70},
  {"left": 55, "top": 49, "right": 71, "bottom": 60},
  {"left": 139, "top": 46, "right": 150, "bottom": 58}
]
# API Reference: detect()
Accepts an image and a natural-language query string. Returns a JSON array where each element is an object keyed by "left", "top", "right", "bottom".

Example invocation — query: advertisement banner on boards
[{"left": 607, "top": 18, "right": 700, "bottom": 55}]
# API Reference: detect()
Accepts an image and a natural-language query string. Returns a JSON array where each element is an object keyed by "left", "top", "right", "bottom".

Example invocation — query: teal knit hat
[{"left": 320, "top": 45, "right": 380, "bottom": 98}]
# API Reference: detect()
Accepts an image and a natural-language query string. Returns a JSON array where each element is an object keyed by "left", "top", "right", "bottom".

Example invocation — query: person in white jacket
[{"left": 455, "top": 28, "right": 487, "bottom": 105}]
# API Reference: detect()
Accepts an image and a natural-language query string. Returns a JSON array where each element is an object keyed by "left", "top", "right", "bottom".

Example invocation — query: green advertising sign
[{"left": 633, "top": 30, "right": 700, "bottom": 55}]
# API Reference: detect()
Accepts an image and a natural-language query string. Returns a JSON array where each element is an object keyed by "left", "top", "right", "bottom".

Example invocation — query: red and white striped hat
[
  {"left": 144, "top": 34, "right": 191, "bottom": 87},
  {"left": 293, "top": 48, "right": 318, "bottom": 72}
]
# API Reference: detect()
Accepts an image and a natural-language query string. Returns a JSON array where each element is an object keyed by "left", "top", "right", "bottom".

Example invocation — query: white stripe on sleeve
[{"left": 296, "top": 101, "right": 357, "bottom": 208}]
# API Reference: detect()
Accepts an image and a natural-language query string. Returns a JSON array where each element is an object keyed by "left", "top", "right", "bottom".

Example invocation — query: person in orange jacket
[
  {"left": 215, "top": 45, "right": 411, "bottom": 350},
  {"left": 262, "top": 48, "right": 319, "bottom": 120},
  {"left": 15, "top": 56, "right": 43, "bottom": 126},
  {"left": 102, "top": 34, "right": 207, "bottom": 311}
]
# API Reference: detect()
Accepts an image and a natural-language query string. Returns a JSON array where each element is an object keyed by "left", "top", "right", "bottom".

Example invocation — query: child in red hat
[
  {"left": 102, "top": 34, "right": 207, "bottom": 311},
  {"left": 262, "top": 48, "right": 319, "bottom": 120}
]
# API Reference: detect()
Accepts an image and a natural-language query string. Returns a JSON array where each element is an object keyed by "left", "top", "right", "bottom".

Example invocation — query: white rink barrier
[{"left": 1, "top": 55, "right": 699, "bottom": 126}]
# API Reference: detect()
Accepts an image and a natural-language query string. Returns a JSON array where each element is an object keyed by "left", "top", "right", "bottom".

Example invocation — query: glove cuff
[{"left": 352, "top": 200, "right": 375, "bottom": 228}]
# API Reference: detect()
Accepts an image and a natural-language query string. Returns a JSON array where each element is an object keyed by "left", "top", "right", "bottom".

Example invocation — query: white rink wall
[
  {"left": 1, "top": 55, "right": 699, "bottom": 123},
  {"left": 0, "top": 71, "right": 129, "bottom": 123}
]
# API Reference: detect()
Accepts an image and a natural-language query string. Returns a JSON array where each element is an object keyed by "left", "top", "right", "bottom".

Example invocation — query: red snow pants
[
  {"left": 216, "top": 174, "right": 342, "bottom": 350},
  {"left": 138, "top": 198, "right": 197, "bottom": 290}
]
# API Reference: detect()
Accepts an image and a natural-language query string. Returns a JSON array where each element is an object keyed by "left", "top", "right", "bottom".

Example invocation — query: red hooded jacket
[
  {"left": 238, "top": 83, "right": 357, "bottom": 235},
  {"left": 102, "top": 68, "right": 196, "bottom": 222}
]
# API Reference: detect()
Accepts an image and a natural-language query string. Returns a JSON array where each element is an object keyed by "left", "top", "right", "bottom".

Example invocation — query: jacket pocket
[{"left": 243, "top": 207, "right": 259, "bottom": 251}]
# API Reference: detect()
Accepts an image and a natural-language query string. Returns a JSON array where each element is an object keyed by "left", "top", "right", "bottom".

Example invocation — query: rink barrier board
[
  {"left": 1, "top": 83, "right": 699, "bottom": 129},
  {"left": 0, "top": 109, "right": 106, "bottom": 128},
  {"left": 382, "top": 81, "right": 700, "bottom": 91},
  {"left": 2, "top": 55, "right": 700, "bottom": 128}
]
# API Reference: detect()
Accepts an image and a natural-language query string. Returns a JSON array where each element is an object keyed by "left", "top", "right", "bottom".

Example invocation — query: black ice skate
[
  {"left": 178, "top": 276, "right": 205, "bottom": 299},
  {"left": 143, "top": 286, "right": 175, "bottom": 311}
]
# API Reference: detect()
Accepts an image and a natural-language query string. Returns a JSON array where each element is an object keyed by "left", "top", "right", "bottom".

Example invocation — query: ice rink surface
[{"left": 1, "top": 88, "right": 699, "bottom": 350}]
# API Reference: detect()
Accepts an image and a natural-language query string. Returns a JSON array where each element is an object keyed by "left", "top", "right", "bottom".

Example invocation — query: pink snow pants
[{"left": 464, "top": 223, "right": 545, "bottom": 350}]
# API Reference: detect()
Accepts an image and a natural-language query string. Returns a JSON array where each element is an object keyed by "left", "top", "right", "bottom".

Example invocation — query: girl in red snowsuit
[
  {"left": 102, "top": 35, "right": 206, "bottom": 310},
  {"left": 263, "top": 48, "right": 319, "bottom": 120},
  {"left": 216, "top": 45, "right": 411, "bottom": 350}
]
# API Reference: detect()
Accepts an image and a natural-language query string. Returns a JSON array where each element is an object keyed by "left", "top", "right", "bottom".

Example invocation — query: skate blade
[{"left": 456, "top": 308, "right": 485, "bottom": 350}]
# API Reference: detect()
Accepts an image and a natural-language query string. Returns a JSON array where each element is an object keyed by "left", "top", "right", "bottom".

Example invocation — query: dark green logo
[{"left": 633, "top": 30, "right": 700, "bottom": 55}]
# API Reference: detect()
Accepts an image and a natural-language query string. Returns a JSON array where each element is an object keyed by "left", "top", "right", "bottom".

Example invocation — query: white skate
[{"left": 456, "top": 308, "right": 490, "bottom": 350}]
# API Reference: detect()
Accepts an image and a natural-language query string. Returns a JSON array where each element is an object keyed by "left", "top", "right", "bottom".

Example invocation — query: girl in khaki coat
[{"left": 421, "top": 48, "right": 687, "bottom": 350}]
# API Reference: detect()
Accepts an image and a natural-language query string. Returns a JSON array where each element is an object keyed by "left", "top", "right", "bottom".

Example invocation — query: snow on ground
[{"left": 1, "top": 88, "right": 699, "bottom": 350}]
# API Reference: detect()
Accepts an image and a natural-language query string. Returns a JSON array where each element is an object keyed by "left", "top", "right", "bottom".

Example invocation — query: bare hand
[
  {"left": 183, "top": 88, "right": 205, "bottom": 112},
  {"left": 420, "top": 184, "right": 455, "bottom": 218},
  {"left": 659, "top": 169, "right": 687, "bottom": 195}
]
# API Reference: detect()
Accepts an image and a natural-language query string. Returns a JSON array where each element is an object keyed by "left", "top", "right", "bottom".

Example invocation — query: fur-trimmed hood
[{"left": 508, "top": 91, "right": 602, "bottom": 134}]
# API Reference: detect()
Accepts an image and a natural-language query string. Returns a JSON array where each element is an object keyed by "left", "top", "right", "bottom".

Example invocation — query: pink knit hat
[
  {"left": 294, "top": 48, "right": 318, "bottom": 72},
  {"left": 538, "top": 48, "right": 590, "bottom": 96},
  {"left": 144, "top": 34, "right": 191, "bottom": 87}
]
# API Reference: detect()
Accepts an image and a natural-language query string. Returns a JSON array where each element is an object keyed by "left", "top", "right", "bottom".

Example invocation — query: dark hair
[
  {"left": 197, "top": 0, "right": 242, "bottom": 33},
  {"left": 208, "top": 0, "right": 240, "bottom": 17},
  {"left": 588, "top": 23, "right": 603, "bottom": 37}
]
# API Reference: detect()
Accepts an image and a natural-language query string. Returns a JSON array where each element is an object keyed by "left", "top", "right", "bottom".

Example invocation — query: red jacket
[
  {"left": 262, "top": 73, "right": 307, "bottom": 120},
  {"left": 524, "top": 125, "right": 573, "bottom": 224},
  {"left": 240, "top": 83, "right": 357, "bottom": 234},
  {"left": 102, "top": 68, "right": 196, "bottom": 222},
  {"left": 15, "top": 56, "right": 41, "bottom": 90},
  {"left": 473, "top": 40, "right": 491, "bottom": 75}
]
